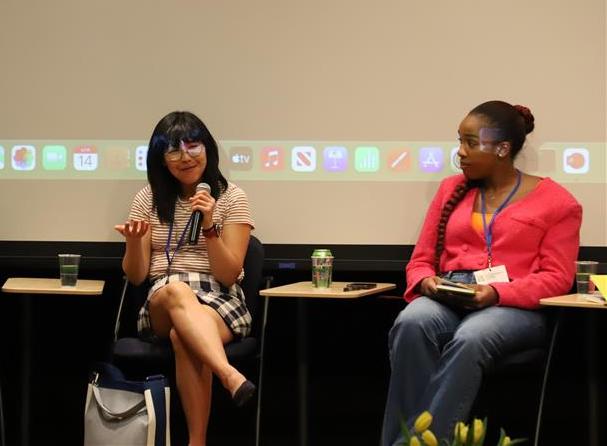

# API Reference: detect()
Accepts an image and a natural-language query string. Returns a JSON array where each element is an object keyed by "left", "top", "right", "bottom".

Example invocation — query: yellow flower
[
  {"left": 410, "top": 435, "right": 421, "bottom": 446},
  {"left": 421, "top": 429, "right": 438, "bottom": 446},
  {"left": 472, "top": 419, "right": 484, "bottom": 443},
  {"left": 454, "top": 422, "right": 468, "bottom": 443},
  {"left": 502, "top": 436, "right": 511, "bottom": 446},
  {"left": 414, "top": 411, "right": 433, "bottom": 433}
]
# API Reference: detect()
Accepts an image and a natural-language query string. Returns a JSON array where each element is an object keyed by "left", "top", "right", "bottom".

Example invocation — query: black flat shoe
[{"left": 232, "top": 380, "right": 256, "bottom": 407}]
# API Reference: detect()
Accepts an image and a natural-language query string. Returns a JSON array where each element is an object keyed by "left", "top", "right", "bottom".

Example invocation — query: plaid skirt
[{"left": 137, "top": 272, "right": 252, "bottom": 341}]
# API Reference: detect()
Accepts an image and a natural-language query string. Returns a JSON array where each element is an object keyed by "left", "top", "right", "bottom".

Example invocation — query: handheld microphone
[{"left": 188, "top": 182, "right": 211, "bottom": 245}]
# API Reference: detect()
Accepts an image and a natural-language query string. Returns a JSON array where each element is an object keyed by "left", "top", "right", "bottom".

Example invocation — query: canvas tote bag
[{"left": 84, "top": 362, "right": 170, "bottom": 446}]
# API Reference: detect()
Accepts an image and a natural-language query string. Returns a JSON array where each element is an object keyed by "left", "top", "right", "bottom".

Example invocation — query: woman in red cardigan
[{"left": 381, "top": 100, "right": 582, "bottom": 445}]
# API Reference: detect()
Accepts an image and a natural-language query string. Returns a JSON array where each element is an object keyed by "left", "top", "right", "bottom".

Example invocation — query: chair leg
[
  {"left": 0, "top": 382, "right": 5, "bottom": 446},
  {"left": 533, "top": 309, "right": 562, "bottom": 446},
  {"left": 256, "top": 286, "right": 271, "bottom": 446}
]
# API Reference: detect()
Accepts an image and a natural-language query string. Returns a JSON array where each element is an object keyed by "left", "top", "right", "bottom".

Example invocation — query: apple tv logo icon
[{"left": 229, "top": 147, "right": 253, "bottom": 171}]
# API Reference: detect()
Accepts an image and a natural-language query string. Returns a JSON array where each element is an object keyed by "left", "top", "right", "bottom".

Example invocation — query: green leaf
[
  {"left": 400, "top": 417, "right": 412, "bottom": 441},
  {"left": 496, "top": 429, "right": 506, "bottom": 445},
  {"left": 478, "top": 418, "right": 488, "bottom": 445},
  {"left": 466, "top": 421, "right": 474, "bottom": 446}
]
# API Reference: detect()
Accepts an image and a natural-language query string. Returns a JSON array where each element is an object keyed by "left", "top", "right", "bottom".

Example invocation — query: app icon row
[
  {"left": 229, "top": 146, "right": 593, "bottom": 175},
  {"left": 229, "top": 146, "right": 457, "bottom": 173},
  {"left": 0, "top": 143, "right": 592, "bottom": 175},
  {"left": 0, "top": 145, "right": 149, "bottom": 172}
]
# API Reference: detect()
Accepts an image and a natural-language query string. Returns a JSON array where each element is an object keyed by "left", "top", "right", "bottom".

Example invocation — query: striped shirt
[{"left": 128, "top": 182, "right": 255, "bottom": 281}]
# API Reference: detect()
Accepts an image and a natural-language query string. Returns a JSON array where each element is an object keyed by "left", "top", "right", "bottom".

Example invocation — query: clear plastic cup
[
  {"left": 58, "top": 254, "right": 81, "bottom": 287},
  {"left": 575, "top": 260, "right": 598, "bottom": 295}
]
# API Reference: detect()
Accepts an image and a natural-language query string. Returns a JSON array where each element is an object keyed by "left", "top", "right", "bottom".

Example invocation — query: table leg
[
  {"left": 256, "top": 295, "right": 270, "bottom": 446},
  {"left": 21, "top": 294, "right": 31, "bottom": 446},
  {"left": 533, "top": 309, "right": 561, "bottom": 446},
  {"left": 297, "top": 298, "right": 308, "bottom": 446},
  {"left": 586, "top": 312, "right": 599, "bottom": 446}
]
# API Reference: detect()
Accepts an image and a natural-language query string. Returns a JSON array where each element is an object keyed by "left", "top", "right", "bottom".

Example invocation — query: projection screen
[{"left": 0, "top": 0, "right": 605, "bottom": 247}]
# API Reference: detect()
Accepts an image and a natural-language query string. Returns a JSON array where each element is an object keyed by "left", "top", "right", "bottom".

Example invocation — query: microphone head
[{"left": 196, "top": 183, "right": 211, "bottom": 193}]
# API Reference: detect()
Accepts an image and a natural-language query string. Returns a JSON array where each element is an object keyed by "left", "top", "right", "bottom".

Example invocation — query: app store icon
[{"left": 419, "top": 147, "right": 444, "bottom": 173}]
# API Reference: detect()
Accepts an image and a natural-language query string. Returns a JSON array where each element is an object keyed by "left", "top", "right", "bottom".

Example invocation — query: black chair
[
  {"left": 111, "top": 235, "right": 265, "bottom": 446},
  {"left": 382, "top": 293, "right": 557, "bottom": 446},
  {"left": 474, "top": 314, "right": 560, "bottom": 446}
]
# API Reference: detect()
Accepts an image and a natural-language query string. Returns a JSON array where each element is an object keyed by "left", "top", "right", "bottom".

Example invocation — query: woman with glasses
[
  {"left": 381, "top": 101, "right": 582, "bottom": 444},
  {"left": 115, "top": 111, "right": 255, "bottom": 446}
]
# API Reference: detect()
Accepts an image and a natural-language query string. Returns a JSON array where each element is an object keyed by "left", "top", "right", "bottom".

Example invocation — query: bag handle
[{"left": 91, "top": 386, "right": 146, "bottom": 421}]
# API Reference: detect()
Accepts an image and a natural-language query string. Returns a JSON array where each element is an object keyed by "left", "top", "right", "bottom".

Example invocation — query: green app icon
[
  {"left": 42, "top": 145, "right": 67, "bottom": 170},
  {"left": 354, "top": 146, "right": 380, "bottom": 172}
]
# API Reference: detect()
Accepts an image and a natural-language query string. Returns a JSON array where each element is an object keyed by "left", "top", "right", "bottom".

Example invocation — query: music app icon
[{"left": 261, "top": 147, "right": 284, "bottom": 171}]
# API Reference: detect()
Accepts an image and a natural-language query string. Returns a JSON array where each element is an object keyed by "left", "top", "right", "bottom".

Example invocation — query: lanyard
[
  {"left": 480, "top": 170, "right": 522, "bottom": 269},
  {"left": 165, "top": 213, "right": 194, "bottom": 276}
]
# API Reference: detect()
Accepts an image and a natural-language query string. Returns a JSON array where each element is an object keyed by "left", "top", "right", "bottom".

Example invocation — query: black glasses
[{"left": 164, "top": 144, "right": 204, "bottom": 162}]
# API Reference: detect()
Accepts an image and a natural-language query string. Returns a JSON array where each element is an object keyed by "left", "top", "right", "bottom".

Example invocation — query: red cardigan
[{"left": 405, "top": 174, "right": 582, "bottom": 309}]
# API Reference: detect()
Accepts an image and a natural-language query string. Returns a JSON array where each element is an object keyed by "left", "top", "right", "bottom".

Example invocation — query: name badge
[{"left": 474, "top": 264, "right": 509, "bottom": 285}]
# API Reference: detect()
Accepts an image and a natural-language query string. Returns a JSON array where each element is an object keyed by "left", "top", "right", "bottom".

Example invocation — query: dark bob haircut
[{"left": 146, "top": 111, "right": 228, "bottom": 224}]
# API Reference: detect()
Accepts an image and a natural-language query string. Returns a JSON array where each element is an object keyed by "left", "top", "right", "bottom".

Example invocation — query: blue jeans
[{"left": 381, "top": 272, "right": 546, "bottom": 445}]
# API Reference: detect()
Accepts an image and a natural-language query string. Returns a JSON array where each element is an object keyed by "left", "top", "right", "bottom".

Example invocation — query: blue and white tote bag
[{"left": 84, "top": 362, "right": 170, "bottom": 446}]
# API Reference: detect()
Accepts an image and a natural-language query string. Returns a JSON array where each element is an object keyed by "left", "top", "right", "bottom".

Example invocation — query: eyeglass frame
[{"left": 164, "top": 143, "right": 205, "bottom": 162}]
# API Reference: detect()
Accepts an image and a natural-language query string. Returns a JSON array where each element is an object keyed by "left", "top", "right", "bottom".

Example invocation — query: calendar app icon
[{"left": 73, "top": 146, "right": 98, "bottom": 171}]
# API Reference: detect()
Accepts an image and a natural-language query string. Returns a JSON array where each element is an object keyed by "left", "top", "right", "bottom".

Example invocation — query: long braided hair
[
  {"left": 433, "top": 180, "right": 475, "bottom": 272},
  {"left": 433, "top": 101, "right": 535, "bottom": 273}
]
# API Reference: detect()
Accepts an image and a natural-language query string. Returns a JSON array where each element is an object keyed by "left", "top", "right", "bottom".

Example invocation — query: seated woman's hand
[
  {"left": 426, "top": 280, "right": 499, "bottom": 311},
  {"left": 451, "top": 284, "right": 498, "bottom": 310},
  {"left": 419, "top": 276, "right": 441, "bottom": 296},
  {"left": 114, "top": 219, "right": 150, "bottom": 240},
  {"left": 467, "top": 284, "right": 499, "bottom": 309}
]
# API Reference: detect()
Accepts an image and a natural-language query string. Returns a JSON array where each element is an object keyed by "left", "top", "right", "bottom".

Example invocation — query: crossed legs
[{"left": 149, "top": 281, "right": 249, "bottom": 446}]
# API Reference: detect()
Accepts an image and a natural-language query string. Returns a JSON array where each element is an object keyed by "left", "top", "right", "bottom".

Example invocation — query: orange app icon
[
  {"left": 387, "top": 149, "right": 411, "bottom": 171},
  {"left": 261, "top": 147, "right": 284, "bottom": 171},
  {"left": 103, "top": 147, "right": 131, "bottom": 170}
]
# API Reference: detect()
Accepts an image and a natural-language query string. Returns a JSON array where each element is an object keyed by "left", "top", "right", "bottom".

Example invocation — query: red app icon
[
  {"left": 387, "top": 149, "right": 411, "bottom": 171},
  {"left": 261, "top": 147, "right": 284, "bottom": 171}
]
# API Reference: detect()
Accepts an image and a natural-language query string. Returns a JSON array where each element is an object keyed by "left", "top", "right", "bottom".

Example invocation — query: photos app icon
[{"left": 11, "top": 145, "right": 36, "bottom": 171}]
